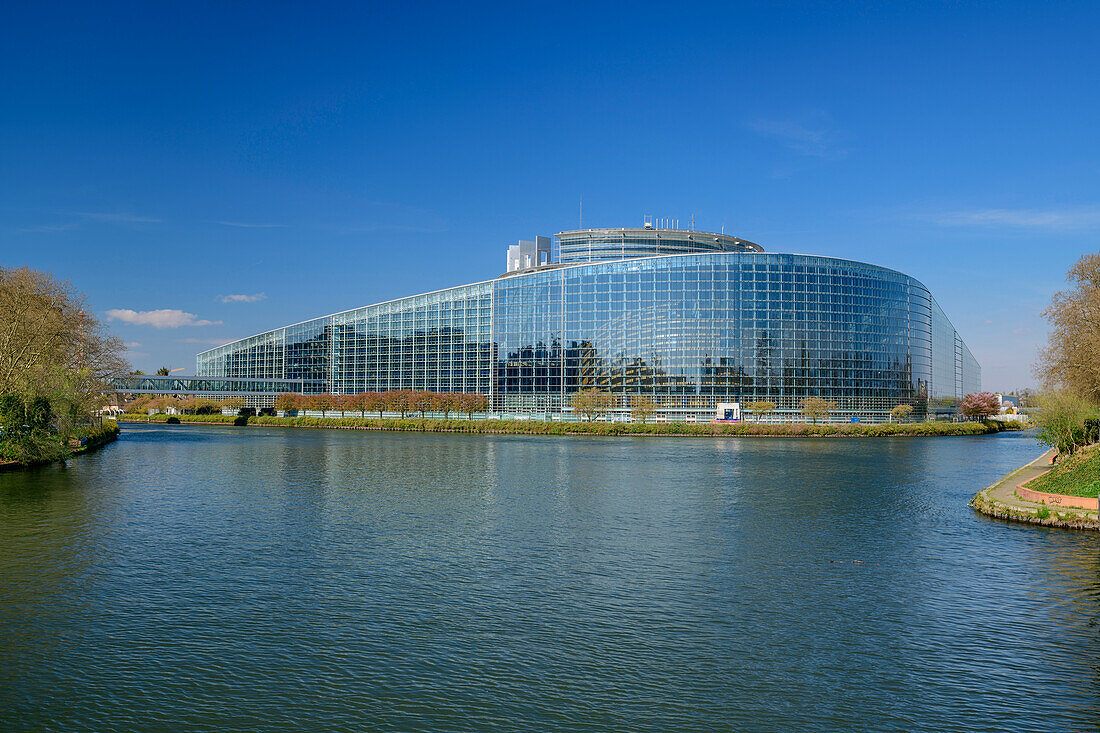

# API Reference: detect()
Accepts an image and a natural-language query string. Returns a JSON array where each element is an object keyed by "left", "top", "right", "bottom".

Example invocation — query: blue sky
[{"left": 2, "top": 1, "right": 1097, "bottom": 389}]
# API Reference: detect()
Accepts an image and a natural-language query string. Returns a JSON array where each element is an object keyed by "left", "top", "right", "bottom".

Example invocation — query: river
[{"left": 0, "top": 425, "right": 1096, "bottom": 731}]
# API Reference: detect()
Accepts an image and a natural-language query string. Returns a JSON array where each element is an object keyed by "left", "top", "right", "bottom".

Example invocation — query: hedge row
[{"left": 119, "top": 414, "right": 1017, "bottom": 438}]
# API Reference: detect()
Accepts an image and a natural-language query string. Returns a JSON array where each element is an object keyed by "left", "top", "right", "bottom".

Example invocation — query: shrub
[{"left": 1035, "top": 390, "right": 1098, "bottom": 455}]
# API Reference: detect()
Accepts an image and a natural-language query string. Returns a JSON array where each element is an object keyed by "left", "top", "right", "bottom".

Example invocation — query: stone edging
[{"left": 970, "top": 449, "right": 1099, "bottom": 531}]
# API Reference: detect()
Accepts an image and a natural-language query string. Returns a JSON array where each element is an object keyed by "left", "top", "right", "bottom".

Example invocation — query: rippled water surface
[{"left": 0, "top": 425, "right": 1097, "bottom": 731}]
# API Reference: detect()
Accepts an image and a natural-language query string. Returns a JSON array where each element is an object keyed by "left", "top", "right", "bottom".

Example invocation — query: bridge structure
[{"left": 106, "top": 375, "right": 306, "bottom": 407}]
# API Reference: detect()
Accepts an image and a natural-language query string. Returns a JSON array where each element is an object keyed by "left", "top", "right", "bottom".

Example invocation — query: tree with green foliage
[
  {"left": 156, "top": 366, "right": 170, "bottom": 376},
  {"left": 890, "top": 404, "right": 913, "bottom": 423},
  {"left": 801, "top": 397, "right": 837, "bottom": 424},
  {"left": 745, "top": 401, "right": 777, "bottom": 422}
]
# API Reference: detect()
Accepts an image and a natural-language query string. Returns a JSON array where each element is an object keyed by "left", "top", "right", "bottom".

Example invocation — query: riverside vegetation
[
  {"left": 0, "top": 267, "right": 127, "bottom": 467},
  {"left": 1031, "top": 253, "right": 1100, "bottom": 460},
  {"left": 121, "top": 412, "right": 1023, "bottom": 437},
  {"left": 969, "top": 252, "right": 1100, "bottom": 528}
]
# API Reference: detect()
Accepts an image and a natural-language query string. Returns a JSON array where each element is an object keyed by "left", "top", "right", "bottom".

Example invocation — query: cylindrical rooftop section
[{"left": 556, "top": 227, "right": 763, "bottom": 265}]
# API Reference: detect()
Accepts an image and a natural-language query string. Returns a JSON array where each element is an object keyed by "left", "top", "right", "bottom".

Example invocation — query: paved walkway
[{"left": 972, "top": 448, "right": 1099, "bottom": 529}]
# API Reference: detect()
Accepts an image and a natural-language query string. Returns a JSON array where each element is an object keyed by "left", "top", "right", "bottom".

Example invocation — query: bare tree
[
  {"left": 0, "top": 266, "right": 128, "bottom": 428},
  {"left": 630, "top": 395, "right": 656, "bottom": 424},
  {"left": 1036, "top": 253, "right": 1100, "bottom": 401},
  {"left": 571, "top": 389, "right": 613, "bottom": 421}
]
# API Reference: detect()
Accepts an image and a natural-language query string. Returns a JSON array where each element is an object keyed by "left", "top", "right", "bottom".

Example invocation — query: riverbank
[
  {"left": 119, "top": 413, "right": 1020, "bottom": 438},
  {"left": 970, "top": 448, "right": 1100, "bottom": 530},
  {"left": 0, "top": 423, "right": 120, "bottom": 472}
]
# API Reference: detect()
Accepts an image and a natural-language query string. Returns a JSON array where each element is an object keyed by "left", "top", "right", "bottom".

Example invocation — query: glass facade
[
  {"left": 197, "top": 283, "right": 493, "bottom": 395},
  {"left": 197, "top": 245, "right": 980, "bottom": 422}
]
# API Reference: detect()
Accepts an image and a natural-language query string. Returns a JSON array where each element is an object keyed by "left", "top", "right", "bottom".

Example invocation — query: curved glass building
[{"left": 196, "top": 226, "right": 979, "bottom": 422}]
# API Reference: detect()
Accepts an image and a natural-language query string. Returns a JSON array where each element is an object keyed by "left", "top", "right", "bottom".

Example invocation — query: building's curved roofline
[
  {"left": 196, "top": 275, "right": 499, "bottom": 356},
  {"left": 199, "top": 251, "right": 931, "bottom": 357},
  {"left": 555, "top": 227, "right": 764, "bottom": 252},
  {"left": 500, "top": 250, "right": 926, "bottom": 290}
]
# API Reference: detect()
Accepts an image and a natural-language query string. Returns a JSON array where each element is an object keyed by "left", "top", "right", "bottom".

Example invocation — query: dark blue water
[{"left": 0, "top": 425, "right": 1096, "bottom": 731}]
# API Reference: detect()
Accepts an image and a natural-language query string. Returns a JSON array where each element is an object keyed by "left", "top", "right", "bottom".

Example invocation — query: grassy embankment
[
  {"left": 120, "top": 413, "right": 1025, "bottom": 437},
  {"left": 0, "top": 422, "right": 120, "bottom": 470},
  {"left": 1026, "top": 443, "right": 1100, "bottom": 498}
]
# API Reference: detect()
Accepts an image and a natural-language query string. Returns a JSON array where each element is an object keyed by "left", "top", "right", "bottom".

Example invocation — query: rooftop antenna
[
  {"left": 691, "top": 212, "right": 695, "bottom": 231},
  {"left": 579, "top": 196, "right": 582, "bottom": 229}
]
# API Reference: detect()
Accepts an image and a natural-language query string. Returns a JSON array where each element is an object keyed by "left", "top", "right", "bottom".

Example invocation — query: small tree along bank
[
  {"left": 267, "top": 391, "right": 489, "bottom": 419},
  {"left": 960, "top": 392, "right": 1000, "bottom": 420},
  {"left": 801, "top": 397, "right": 837, "bottom": 424}
]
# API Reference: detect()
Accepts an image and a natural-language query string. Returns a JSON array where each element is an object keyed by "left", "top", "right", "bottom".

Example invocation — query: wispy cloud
[
  {"left": 77, "top": 212, "right": 162, "bottom": 224},
  {"left": 218, "top": 293, "right": 266, "bottom": 303},
  {"left": 208, "top": 221, "right": 286, "bottom": 229},
  {"left": 14, "top": 211, "right": 160, "bottom": 234},
  {"left": 928, "top": 205, "right": 1100, "bottom": 231},
  {"left": 747, "top": 117, "right": 847, "bottom": 160},
  {"left": 337, "top": 223, "right": 449, "bottom": 234},
  {"left": 175, "top": 337, "right": 234, "bottom": 345},
  {"left": 14, "top": 222, "right": 79, "bottom": 234},
  {"left": 106, "top": 309, "right": 222, "bottom": 328},
  {"left": 123, "top": 342, "right": 142, "bottom": 349}
]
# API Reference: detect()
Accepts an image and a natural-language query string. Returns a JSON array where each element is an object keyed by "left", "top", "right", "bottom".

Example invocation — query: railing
[{"left": 106, "top": 375, "right": 308, "bottom": 395}]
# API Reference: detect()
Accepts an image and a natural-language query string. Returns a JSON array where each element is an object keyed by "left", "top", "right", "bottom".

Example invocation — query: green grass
[
  {"left": 1027, "top": 444, "right": 1100, "bottom": 498},
  {"left": 118, "top": 413, "right": 1003, "bottom": 438}
]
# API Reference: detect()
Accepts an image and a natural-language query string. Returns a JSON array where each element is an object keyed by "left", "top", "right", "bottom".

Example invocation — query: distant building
[{"left": 196, "top": 224, "right": 980, "bottom": 422}]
